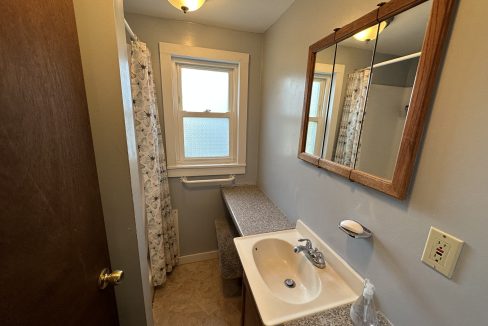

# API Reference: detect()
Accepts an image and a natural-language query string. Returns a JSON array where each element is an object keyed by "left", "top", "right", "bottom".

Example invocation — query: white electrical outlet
[{"left": 421, "top": 227, "right": 464, "bottom": 279}]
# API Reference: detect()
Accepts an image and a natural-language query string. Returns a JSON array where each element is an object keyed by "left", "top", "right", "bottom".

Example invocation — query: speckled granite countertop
[
  {"left": 283, "top": 303, "right": 392, "bottom": 326},
  {"left": 221, "top": 185, "right": 392, "bottom": 326},
  {"left": 221, "top": 185, "right": 295, "bottom": 236}
]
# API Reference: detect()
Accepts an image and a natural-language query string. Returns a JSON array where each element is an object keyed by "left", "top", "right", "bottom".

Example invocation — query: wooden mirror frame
[{"left": 298, "top": 0, "right": 456, "bottom": 199}]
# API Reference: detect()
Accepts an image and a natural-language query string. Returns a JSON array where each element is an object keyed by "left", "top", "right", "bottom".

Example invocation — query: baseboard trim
[{"left": 178, "top": 250, "right": 219, "bottom": 265}]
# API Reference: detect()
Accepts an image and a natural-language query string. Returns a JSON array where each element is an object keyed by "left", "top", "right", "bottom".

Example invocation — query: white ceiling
[
  {"left": 341, "top": 1, "right": 432, "bottom": 56},
  {"left": 123, "top": 0, "right": 295, "bottom": 33}
]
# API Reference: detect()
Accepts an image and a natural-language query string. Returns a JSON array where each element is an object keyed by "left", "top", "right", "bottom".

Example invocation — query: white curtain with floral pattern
[
  {"left": 129, "top": 41, "right": 178, "bottom": 286},
  {"left": 334, "top": 69, "right": 371, "bottom": 167}
]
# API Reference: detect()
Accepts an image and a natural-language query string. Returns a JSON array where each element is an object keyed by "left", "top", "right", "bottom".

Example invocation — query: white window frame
[
  {"left": 307, "top": 74, "right": 332, "bottom": 156},
  {"left": 159, "top": 42, "right": 249, "bottom": 177}
]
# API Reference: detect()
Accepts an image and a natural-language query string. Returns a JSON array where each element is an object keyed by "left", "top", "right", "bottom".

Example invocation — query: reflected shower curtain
[
  {"left": 334, "top": 69, "right": 370, "bottom": 167},
  {"left": 130, "top": 41, "right": 178, "bottom": 286}
]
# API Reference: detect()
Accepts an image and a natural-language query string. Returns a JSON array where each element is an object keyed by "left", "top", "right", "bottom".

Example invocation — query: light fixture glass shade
[
  {"left": 353, "top": 21, "right": 388, "bottom": 42},
  {"left": 168, "top": 0, "right": 206, "bottom": 13}
]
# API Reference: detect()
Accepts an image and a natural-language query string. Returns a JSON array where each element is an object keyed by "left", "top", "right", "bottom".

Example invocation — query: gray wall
[
  {"left": 124, "top": 14, "right": 263, "bottom": 256},
  {"left": 258, "top": 1, "right": 488, "bottom": 325},
  {"left": 372, "top": 57, "right": 419, "bottom": 87}
]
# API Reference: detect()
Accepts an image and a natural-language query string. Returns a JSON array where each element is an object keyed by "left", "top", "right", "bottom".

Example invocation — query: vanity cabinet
[
  {"left": 242, "top": 273, "right": 265, "bottom": 326},
  {"left": 242, "top": 274, "right": 264, "bottom": 326}
]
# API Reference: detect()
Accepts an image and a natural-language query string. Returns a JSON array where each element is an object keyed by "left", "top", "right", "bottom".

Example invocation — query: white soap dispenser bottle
[{"left": 350, "top": 279, "right": 379, "bottom": 326}]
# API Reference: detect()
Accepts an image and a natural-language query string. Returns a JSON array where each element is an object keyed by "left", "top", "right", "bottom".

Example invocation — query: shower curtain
[
  {"left": 130, "top": 41, "right": 178, "bottom": 286},
  {"left": 334, "top": 69, "right": 370, "bottom": 167}
]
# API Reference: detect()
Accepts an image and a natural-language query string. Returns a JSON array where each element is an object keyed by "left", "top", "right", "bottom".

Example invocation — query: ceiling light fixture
[
  {"left": 353, "top": 20, "right": 391, "bottom": 42},
  {"left": 168, "top": 0, "right": 206, "bottom": 14}
]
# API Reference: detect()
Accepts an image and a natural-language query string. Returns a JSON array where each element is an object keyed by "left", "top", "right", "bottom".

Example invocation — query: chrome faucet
[{"left": 293, "top": 239, "right": 326, "bottom": 269}]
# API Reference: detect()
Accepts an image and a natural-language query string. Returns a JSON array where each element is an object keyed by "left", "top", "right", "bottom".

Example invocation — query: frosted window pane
[
  {"left": 183, "top": 118, "right": 229, "bottom": 158},
  {"left": 181, "top": 67, "right": 229, "bottom": 113},
  {"left": 309, "top": 81, "right": 321, "bottom": 117},
  {"left": 305, "top": 122, "right": 317, "bottom": 154}
]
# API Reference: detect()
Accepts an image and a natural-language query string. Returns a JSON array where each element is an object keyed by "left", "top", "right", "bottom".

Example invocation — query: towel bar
[{"left": 180, "top": 175, "right": 235, "bottom": 185}]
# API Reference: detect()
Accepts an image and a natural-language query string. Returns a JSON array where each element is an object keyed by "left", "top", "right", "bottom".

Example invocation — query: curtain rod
[
  {"left": 124, "top": 18, "right": 138, "bottom": 41},
  {"left": 372, "top": 51, "right": 421, "bottom": 69}
]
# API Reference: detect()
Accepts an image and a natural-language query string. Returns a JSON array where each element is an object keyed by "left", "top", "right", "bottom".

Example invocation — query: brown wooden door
[{"left": 0, "top": 1, "right": 119, "bottom": 325}]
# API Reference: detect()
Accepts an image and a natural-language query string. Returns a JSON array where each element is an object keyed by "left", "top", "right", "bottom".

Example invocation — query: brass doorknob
[{"left": 98, "top": 268, "right": 124, "bottom": 289}]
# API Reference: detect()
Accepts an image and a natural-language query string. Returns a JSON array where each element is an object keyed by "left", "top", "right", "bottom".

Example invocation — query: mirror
[
  {"left": 304, "top": 45, "right": 336, "bottom": 157},
  {"left": 354, "top": 1, "right": 432, "bottom": 179},
  {"left": 298, "top": 0, "right": 456, "bottom": 198},
  {"left": 322, "top": 32, "right": 376, "bottom": 166}
]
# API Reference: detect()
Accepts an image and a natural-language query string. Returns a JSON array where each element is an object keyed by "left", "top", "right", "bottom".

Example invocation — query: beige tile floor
[{"left": 153, "top": 259, "right": 242, "bottom": 326}]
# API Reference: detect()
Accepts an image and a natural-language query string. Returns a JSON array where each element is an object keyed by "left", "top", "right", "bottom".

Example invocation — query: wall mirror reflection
[
  {"left": 298, "top": 0, "right": 455, "bottom": 198},
  {"left": 355, "top": 1, "right": 432, "bottom": 179},
  {"left": 323, "top": 32, "right": 376, "bottom": 166},
  {"left": 304, "top": 45, "right": 336, "bottom": 157}
]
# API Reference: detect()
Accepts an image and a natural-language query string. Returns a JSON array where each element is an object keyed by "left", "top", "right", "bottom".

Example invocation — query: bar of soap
[{"left": 340, "top": 220, "right": 364, "bottom": 234}]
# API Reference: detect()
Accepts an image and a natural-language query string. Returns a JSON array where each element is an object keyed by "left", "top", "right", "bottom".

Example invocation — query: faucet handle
[
  {"left": 298, "top": 238, "right": 313, "bottom": 250},
  {"left": 311, "top": 248, "right": 323, "bottom": 259}
]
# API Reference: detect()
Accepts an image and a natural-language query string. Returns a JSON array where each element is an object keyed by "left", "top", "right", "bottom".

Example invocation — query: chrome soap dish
[{"left": 339, "top": 219, "right": 372, "bottom": 239}]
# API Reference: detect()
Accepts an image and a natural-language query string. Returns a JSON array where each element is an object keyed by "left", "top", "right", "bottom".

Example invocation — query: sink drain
[{"left": 284, "top": 279, "right": 296, "bottom": 288}]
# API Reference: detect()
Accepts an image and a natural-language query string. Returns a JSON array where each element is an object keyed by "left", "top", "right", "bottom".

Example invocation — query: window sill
[{"left": 167, "top": 164, "right": 246, "bottom": 177}]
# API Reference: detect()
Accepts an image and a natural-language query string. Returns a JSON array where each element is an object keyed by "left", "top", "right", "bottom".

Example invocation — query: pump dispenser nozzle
[{"left": 350, "top": 279, "right": 378, "bottom": 326}]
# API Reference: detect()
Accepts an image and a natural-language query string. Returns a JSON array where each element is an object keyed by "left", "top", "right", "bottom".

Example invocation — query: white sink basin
[
  {"left": 252, "top": 238, "right": 321, "bottom": 304},
  {"left": 234, "top": 220, "right": 364, "bottom": 326}
]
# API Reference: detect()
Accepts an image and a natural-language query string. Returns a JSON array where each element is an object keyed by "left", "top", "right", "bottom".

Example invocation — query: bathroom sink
[{"left": 234, "top": 220, "right": 364, "bottom": 325}]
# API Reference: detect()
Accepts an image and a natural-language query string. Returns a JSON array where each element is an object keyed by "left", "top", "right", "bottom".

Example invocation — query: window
[
  {"left": 305, "top": 75, "right": 332, "bottom": 156},
  {"left": 159, "top": 43, "right": 249, "bottom": 177},
  {"left": 304, "top": 63, "right": 345, "bottom": 158}
]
